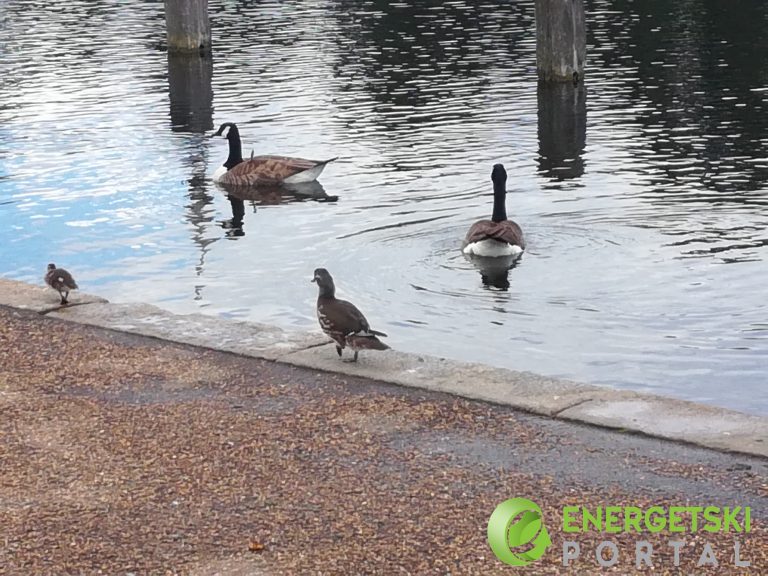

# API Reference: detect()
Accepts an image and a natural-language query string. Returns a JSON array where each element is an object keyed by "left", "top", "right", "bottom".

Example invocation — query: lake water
[{"left": 1, "top": 0, "right": 767, "bottom": 414}]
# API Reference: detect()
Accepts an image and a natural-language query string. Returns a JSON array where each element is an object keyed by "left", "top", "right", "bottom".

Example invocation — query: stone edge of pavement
[{"left": 1, "top": 277, "right": 766, "bottom": 459}]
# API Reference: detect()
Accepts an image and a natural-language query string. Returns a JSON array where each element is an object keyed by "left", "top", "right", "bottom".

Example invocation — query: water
[{"left": 1, "top": 0, "right": 767, "bottom": 414}]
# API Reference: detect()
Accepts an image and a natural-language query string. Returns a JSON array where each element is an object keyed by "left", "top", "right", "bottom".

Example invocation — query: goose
[
  {"left": 463, "top": 164, "right": 525, "bottom": 258},
  {"left": 312, "top": 268, "right": 389, "bottom": 362},
  {"left": 211, "top": 122, "right": 337, "bottom": 186},
  {"left": 44, "top": 263, "right": 78, "bottom": 304}
]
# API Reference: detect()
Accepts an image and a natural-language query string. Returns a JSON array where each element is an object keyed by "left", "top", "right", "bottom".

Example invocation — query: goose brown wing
[
  {"left": 219, "top": 155, "right": 321, "bottom": 186},
  {"left": 465, "top": 219, "right": 525, "bottom": 248}
]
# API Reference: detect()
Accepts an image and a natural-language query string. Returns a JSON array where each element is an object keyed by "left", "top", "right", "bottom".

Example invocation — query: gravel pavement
[{"left": 1, "top": 305, "right": 766, "bottom": 575}]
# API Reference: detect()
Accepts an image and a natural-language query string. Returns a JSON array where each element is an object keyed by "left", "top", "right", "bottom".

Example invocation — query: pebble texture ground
[{"left": 1, "top": 305, "right": 766, "bottom": 574}]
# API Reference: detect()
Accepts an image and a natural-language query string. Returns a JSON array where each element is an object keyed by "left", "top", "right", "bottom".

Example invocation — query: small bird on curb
[
  {"left": 44, "top": 263, "right": 78, "bottom": 305},
  {"left": 312, "top": 268, "right": 389, "bottom": 362}
]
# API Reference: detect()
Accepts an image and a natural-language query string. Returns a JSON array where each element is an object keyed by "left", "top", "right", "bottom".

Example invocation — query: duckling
[
  {"left": 312, "top": 268, "right": 389, "bottom": 362},
  {"left": 463, "top": 164, "right": 525, "bottom": 258},
  {"left": 211, "top": 122, "right": 337, "bottom": 186},
  {"left": 44, "top": 263, "right": 78, "bottom": 304}
]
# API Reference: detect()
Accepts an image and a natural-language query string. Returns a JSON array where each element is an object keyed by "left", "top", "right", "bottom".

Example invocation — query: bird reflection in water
[
  {"left": 222, "top": 195, "right": 247, "bottom": 237},
  {"left": 466, "top": 254, "right": 522, "bottom": 291},
  {"left": 216, "top": 180, "right": 338, "bottom": 237}
]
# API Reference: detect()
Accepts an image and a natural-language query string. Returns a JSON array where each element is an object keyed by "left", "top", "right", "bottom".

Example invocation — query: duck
[
  {"left": 312, "top": 268, "right": 389, "bottom": 362},
  {"left": 211, "top": 122, "right": 337, "bottom": 186},
  {"left": 463, "top": 164, "right": 525, "bottom": 258},
  {"left": 44, "top": 263, "right": 78, "bottom": 304}
]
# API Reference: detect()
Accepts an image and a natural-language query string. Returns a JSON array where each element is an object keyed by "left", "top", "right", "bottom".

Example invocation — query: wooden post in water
[
  {"left": 164, "top": 0, "right": 211, "bottom": 54},
  {"left": 535, "top": 0, "right": 585, "bottom": 83}
]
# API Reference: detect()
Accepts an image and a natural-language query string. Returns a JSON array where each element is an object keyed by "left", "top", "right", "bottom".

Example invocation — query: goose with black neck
[
  {"left": 211, "top": 122, "right": 337, "bottom": 187},
  {"left": 463, "top": 164, "right": 525, "bottom": 258}
]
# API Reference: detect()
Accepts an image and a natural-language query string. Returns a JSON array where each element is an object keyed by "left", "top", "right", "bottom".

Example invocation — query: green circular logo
[{"left": 487, "top": 498, "right": 552, "bottom": 566}]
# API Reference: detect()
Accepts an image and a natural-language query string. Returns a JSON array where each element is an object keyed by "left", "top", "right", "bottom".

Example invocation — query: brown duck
[
  {"left": 463, "top": 164, "right": 525, "bottom": 258},
  {"left": 211, "top": 122, "right": 337, "bottom": 186},
  {"left": 312, "top": 268, "right": 389, "bottom": 362},
  {"left": 44, "top": 263, "right": 78, "bottom": 304}
]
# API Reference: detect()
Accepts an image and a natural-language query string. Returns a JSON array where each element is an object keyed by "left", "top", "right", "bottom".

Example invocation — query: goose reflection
[
  {"left": 221, "top": 195, "right": 247, "bottom": 237},
  {"left": 466, "top": 254, "right": 522, "bottom": 291},
  {"left": 216, "top": 181, "right": 339, "bottom": 237}
]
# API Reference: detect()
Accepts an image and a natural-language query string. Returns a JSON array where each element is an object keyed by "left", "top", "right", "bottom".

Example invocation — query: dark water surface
[{"left": 1, "top": 0, "right": 767, "bottom": 414}]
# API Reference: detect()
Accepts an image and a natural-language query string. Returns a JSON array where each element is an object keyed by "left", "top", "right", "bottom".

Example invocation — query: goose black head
[
  {"left": 311, "top": 268, "right": 336, "bottom": 297},
  {"left": 213, "top": 122, "right": 244, "bottom": 168},
  {"left": 491, "top": 164, "right": 507, "bottom": 189},
  {"left": 213, "top": 122, "right": 240, "bottom": 141},
  {"left": 47, "top": 263, "right": 56, "bottom": 271}
]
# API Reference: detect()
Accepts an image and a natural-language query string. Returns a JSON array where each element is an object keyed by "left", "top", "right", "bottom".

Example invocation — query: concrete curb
[
  {"left": 0, "top": 277, "right": 107, "bottom": 312},
  {"left": 2, "top": 277, "right": 766, "bottom": 459},
  {"left": 46, "top": 300, "right": 328, "bottom": 361}
]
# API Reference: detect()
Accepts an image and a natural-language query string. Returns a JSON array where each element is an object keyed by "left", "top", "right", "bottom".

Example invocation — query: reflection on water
[
  {"left": 221, "top": 181, "right": 338, "bottom": 205},
  {"left": 467, "top": 254, "right": 523, "bottom": 292},
  {"left": 0, "top": 0, "right": 767, "bottom": 414},
  {"left": 222, "top": 195, "right": 246, "bottom": 238},
  {"left": 537, "top": 82, "right": 587, "bottom": 180},
  {"left": 218, "top": 181, "right": 339, "bottom": 236},
  {"left": 168, "top": 53, "right": 214, "bottom": 134}
]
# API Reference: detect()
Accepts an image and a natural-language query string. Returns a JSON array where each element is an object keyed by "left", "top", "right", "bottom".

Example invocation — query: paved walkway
[{"left": 0, "top": 305, "right": 766, "bottom": 574}]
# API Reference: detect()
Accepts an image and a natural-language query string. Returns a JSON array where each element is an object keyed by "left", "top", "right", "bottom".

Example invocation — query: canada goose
[
  {"left": 463, "top": 164, "right": 525, "bottom": 258},
  {"left": 312, "top": 268, "right": 389, "bottom": 362},
  {"left": 211, "top": 122, "right": 337, "bottom": 186},
  {"left": 44, "top": 263, "right": 78, "bottom": 304}
]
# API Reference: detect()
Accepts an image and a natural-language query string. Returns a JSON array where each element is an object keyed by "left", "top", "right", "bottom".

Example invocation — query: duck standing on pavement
[
  {"left": 312, "top": 268, "right": 389, "bottom": 362},
  {"left": 44, "top": 263, "right": 78, "bottom": 304}
]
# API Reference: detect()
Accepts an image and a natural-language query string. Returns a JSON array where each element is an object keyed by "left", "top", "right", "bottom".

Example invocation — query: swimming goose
[
  {"left": 211, "top": 122, "right": 337, "bottom": 186},
  {"left": 312, "top": 268, "right": 389, "bottom": 362},
  {"left": 463, "top": 164, "right": 525, "bottom": 258},
  {"left": 44, "top": 263, "right": 78, "bottom": 304}
]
